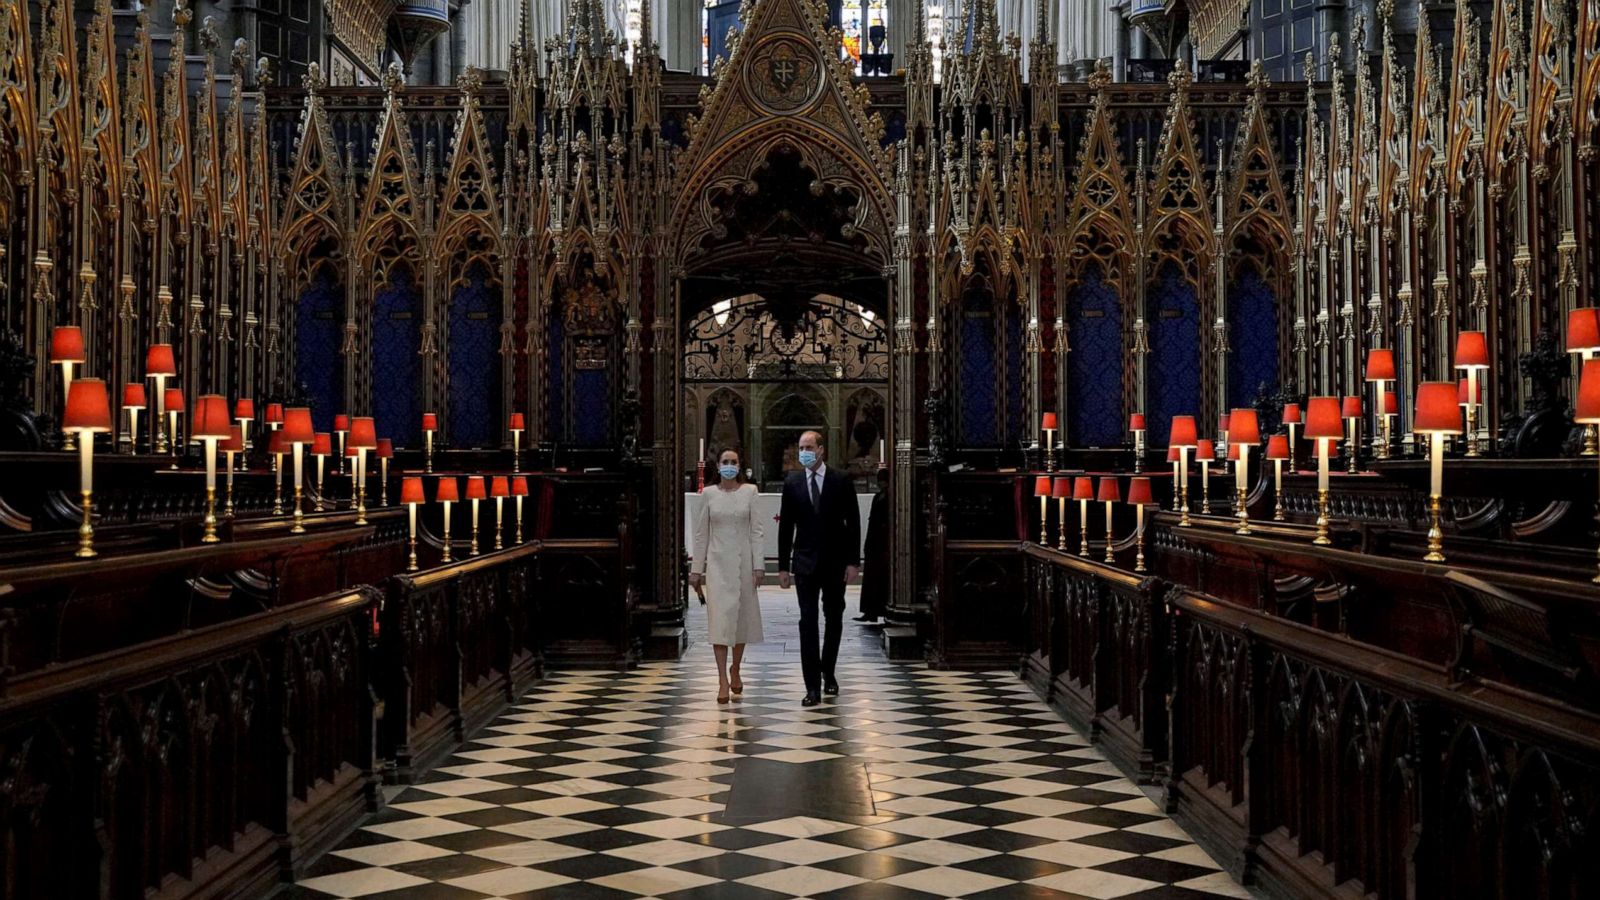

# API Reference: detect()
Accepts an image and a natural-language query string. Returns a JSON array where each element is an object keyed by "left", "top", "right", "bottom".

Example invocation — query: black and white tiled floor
[{"left": 290, "top": 590, "right": 1256, "bottom": 900}]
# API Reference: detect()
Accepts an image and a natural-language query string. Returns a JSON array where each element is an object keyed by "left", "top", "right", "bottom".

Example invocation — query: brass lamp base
[
  {"left": 202, "top": 486, "right": 220, "bottom": 543},
  {"left": 407, "top": 534, "right": 419, "bottom": 572},
  {"left": 1313, "top": 488, "right": 1331, "bottom": 545},
  {"left": 75, "top": 490, "right": 96, "bottom": 558},
  {"left": 1424, "top": 495, "right": 1446, "bottom": 562},
  {"left": 1235, "top": 487, "right": 1252, "bottom": 535}
]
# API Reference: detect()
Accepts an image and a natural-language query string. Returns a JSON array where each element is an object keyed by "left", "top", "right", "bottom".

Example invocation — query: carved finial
[
  {"left": 173, "top": 0, "right": 192, "bottom": 29},
  {"left": 1303, "top": 51, "right": 1315, "bottom": 84},
  {"left": 460, "top": 64, "right": 484, "bottom": 95},
  {"left": 303, "top": 61, "right": 325, "bottom": 92},
  {"left": 1247, "top": 58, "right": 1267, "bottom": 91},
  {"left": 257, "top": 56, "right": 275, "bottom": 87},
  {"left": 230, "top": 38, "right": 249, "bottom": 76},
  {"left": 1167, "top": 65, "right": 1193, "bottom": 91},
  {"left": 199, "top": 15, "right": 219, "bottom": 53},
  {"left": 1087, "top": 58, "right": 1113, "bottom": 92},
  {"left": 381, "top": 60, "right": 404, "bottom": 95}
]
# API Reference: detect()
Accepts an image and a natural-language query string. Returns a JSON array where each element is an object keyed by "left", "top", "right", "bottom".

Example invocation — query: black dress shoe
[
  {"left": 823, "top": 679, "right": 839, "bottom": 696},
  {"left": 802, "top": 692, "right": 820, "bottom": 707}
]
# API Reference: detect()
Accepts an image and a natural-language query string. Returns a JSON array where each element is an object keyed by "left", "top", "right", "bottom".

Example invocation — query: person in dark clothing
[
  {"left": 777, "top": 430, "right": 860, "bottom": 706},
  {"left": 856, "top": 466, "right": 890, "bottom": 622}
]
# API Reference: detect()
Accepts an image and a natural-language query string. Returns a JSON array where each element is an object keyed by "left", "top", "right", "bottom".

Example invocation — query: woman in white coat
[{"left": 689, "top": 446, "right": 765, "bottom": 702}]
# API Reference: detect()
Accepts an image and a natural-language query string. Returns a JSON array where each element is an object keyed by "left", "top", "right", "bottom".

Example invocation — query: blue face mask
[
  {"left": 718, "top": 464, "right": 739, "bottom": 480},
  {"left": 798, "top": 449, "right": 818, "bottom": 468}
]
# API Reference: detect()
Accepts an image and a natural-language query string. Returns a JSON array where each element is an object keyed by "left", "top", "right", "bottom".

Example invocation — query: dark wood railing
[{"left": 1023, "top": 520, "right": 1600, "bottom": 899}]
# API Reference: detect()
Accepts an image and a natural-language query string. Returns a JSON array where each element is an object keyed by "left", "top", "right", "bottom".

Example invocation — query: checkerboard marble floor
[{"left": 288, "top": 590, "right": 1257, "bottom": 900}]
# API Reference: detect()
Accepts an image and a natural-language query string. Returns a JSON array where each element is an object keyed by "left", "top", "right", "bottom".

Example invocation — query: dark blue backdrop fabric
[
  {"left": 959, "top": 289, "right": 999, "bottom": 447},
  {"left": 296, "top": 273, "right": 342, "bottom": 432},
  {"left": 1068, "top": 266, "right": 1124, "bottom": 447},
  {"left": 372, "top": 268, "right": 422, "bottom": 445},
  {"left": 1147, "top": 263, "right": 1201, "bottom": 446},
  {"left": 449, "top": 264, "right": 499, "bottom": 448},
  {"left": 1227, "top": 267, "right": 1278, "bottom": 409}
]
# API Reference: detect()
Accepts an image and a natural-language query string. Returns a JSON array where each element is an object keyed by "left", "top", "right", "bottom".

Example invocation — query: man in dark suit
[{"left": 777, "top": 430, "right": 860, "bottom": 706}]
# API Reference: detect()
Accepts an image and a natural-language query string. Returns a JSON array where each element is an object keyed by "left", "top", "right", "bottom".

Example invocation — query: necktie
[{"left": 809, "top": 471, "right": 821, "bottom": 512}]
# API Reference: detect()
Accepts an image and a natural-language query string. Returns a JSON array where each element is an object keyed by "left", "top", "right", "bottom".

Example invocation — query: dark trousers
[{"left": 795, "top": 573, "right": 845, "bottom": 694}]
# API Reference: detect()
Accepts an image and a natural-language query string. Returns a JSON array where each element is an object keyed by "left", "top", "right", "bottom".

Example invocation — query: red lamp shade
[
  {"left": 265, "top": 403, "right": 284, "bottom": 424},
  {"left": 1383, "top": 391, "right": 1399, "bottom": 416},
  {"left": 1167, "top": 446, "right": 1180, "bottom": 462},
  {"left": 435, "top": 476, "right": 459, "bottom": 503},
  {"left": 1073, "top": 477, "right": 1096, "bottom": 501},
  {"left": 1041, "top": 412, "right": 1058, "bottom": 431},
  {"left": 1455, "top": 331, "right": 1490, "bottom": 369},
  {"left": 376, "top": 438, "right": 394, "bottom": 459},
  {"left": 234, "top": 399, "right": 255, "bottom": 421},
  {"left": 344, "top": 445, "right": 359, "bottom": 458},
  {"left": 164, "top": 387, "right": 185, "bottom": 415},
  {"left": 63, "top": 379, "right": 112, "bottom": 432},
  {"left": 122, "top": 383, "right": 147, "bottom": 409},
  {"left": 192, "top": 394, "right": 234, "bottom": 439},
  {"left": 1217, "top": 414, "right": 1231, "bottom": 434},
  {"left": 1127, "top": 477, "right": 1154, "bottom": 505},
  {"left": 1458, "top": 378, "right": 1474, "bottom": 406},
  {"left": 1034, "top": 475, "right": 1052, "bottom": 497},
  {"left": 312, "top": 433, "right": 332, "bottom": 456},
  {"left": 1226, "top": 442, "right": 1242, "bottom": 461},
  {"left": 1169, "top": 415, "right": 1198, "bottom": 448},
  {"left": 465, "top": 476, "right": 488, "bottom": 500},
  {"left": 509, "top": 413, "right": 526, "bottom": 432},
  {"left": 1130, "top": 413, "right": 1147, "bottom": 431},
  {"left": 347, "top": 417, "right": 377, "bottom": 450},
  {"left": 1568, "top": 309, "right": 1600, "bottom": 353},
  {"left": 1230, "top": 409, "right": 1261, "bottom": 445},
  {"left": 400, "top": 476, "right": 426, "bottom": 505},
  {"left": 222, "top": 425, "right": 245, "bottom": 454},
  {"left": 1302, "top": 397, "right": 1343, "bottom": 440},
  {"left": 50, "top": 326, "right": 85, "bottom": 363},
  {"left": 1266, "top": 434, "right": 1290, "bottom": 460},
  {"left": 1342, "top": 396, "right": 1363, "bottom": 419},
  {"left": 268, "top": 430, "right": 289, "bottom": 456},
  {"left": 1365, "top": 348, "right": 1397, "bottom": 382},
  {"left": 1051, "top": 476, "right": 1073, "bottom": 498},
  {"left": 1282, "top": 402, "right": 1302, "bottom": 425},
  {"left": 282, "top": 407, "right": 315, "bottom": 444},
  {"left": 333, "top": 414, "right": 351, "bottom": 432},
  {"left": 491, "top": 476, "right": 510, "bottom": 497},
  {"left": 1196, "top": 439, "right": 1215, "bottom": 461},
  {"left": 1096, "top": 477, "right": 1121, "bottom": 503},
  {"left": 511, "top": 476, "right": 529, "bottom": 496},
  {"left": 422, "top": 413, "right": 438, "bottom": 431},
  {"left": 1577, "top": 358, "right": 1600, "bottom": 424},
  {"left": 145, "top": 343, "right": 176, "bottom": 377},
  {"left": 1415, "top": 382, "right": 1464, "bottom": 433}
]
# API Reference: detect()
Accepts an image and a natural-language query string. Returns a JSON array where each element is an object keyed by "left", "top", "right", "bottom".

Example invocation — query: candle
[
  {"left": 205, "top": 438, "right": 218, "bottom": 490},
  {"left": 1317, "top": 439, "right": 1330, "bottom": 492},
  {"left": 1430, "top": 432, "right": 1444, "bottom": 497},
  {"left": 1236, "top": 445, "right": 1249, "bottom": 495},
  {"left": 408, "top": 501, "right": 417, "bottom": 546},
  {"left": 1136, "top": 500, "right": 1145, "bottom": 535},
  {"left": 443, "top": 501, "right": 452, "bottom": 540},
  {"left": 79, "top": 433, "right": 93, "bottom": 493},
  {"left": 1179, "top": 446, "right": 1189, "bottom": 493},
  {"left": 293, "top": 443, "right": 304, "bottom": 490},
  {"left": 1104, "top": 500, "right": 1113, "bottom": 535}
]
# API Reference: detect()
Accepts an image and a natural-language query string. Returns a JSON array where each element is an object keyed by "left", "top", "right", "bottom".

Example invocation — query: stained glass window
[
  {"left": 449, "top": 262, "right": 500, "bottom": 448},
  {"left": 1068, "top": 265, "right": 1124, "bottom": 447},
  {"left": 839, "top": 1, "right": 889, "bottom": 74},
  {"left": 372, "top": 266, "right": 423, "bottom": 445},
  {"left": 296, "top": 271, "right": 342, "bottom": 432},
  {"left": 624, "top": 0, "right": 643, "bottom": 65}
]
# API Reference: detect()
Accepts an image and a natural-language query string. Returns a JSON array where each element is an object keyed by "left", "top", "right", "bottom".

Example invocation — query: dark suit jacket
[{"left": 777, "top": 466, "right": 860, "bottom": 579}]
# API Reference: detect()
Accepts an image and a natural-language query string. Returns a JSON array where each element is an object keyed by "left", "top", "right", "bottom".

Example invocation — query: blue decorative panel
[
  {"left": 448, "top": 264, "right": 499, "bottom": 448},
  {"left": 1006, "top": 299, "right": 1025, "bottom": 445},
  {"left": 295, "top": 273, "right": 341, "bottom": 432},
  {"left": 1068, "top": 265, "right": 1124, "bottom": 447},
  {"left": 959, "top": 289, "right": 999, "bottom": 447},
  {"left": 1147, "top": 263, "right": 1201, "bottom": 446},
  {"left": 547, "top": 313, "right": 564, "bottom": 439},
  {"left": 372, "top": 267, "right": 422, "bottom": 445},
  {"left": 572, "top": 368, "right": 611, "bottom": 446},
  {"left": 1227, "top": 267, "right": 1279, "bottom": 409}
]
